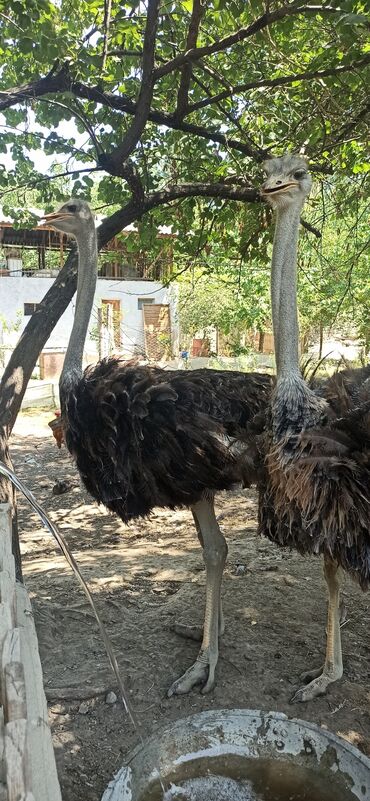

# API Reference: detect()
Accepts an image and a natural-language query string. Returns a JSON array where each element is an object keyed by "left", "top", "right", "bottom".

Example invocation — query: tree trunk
[{"left": 258, "top": 330, "right": 265, "bottom": 353}]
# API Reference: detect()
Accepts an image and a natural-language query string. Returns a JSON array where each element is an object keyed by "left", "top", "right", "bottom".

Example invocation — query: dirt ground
[{"left": 10, "top": 409, "right": 370, "bottom": 801}]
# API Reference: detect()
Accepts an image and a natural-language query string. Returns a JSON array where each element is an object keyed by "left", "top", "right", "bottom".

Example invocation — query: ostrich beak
[
  {"left": 261, "top": 179, "right": 298, "bottom": 197},
  {"left": 38, "top": 211, "right": 74, "bottom": 228}
]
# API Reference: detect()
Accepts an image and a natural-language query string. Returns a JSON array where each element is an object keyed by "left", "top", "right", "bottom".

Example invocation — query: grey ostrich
[
  {"left": 258, "top": 155, "right": 370, "bottom": 701},
  {"left": 42, "top": 200, "right": 273, "bottom": 697}
]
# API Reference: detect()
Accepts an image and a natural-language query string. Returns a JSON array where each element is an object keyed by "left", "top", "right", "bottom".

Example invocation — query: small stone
[
  {"left": 235, "top": 564, "right": 246, "bottom": 575},
  {"left": 105, "top": 691, "right": 117, "bottom": 705},
  {"left": 78, "top": 701, "right": 90, "bottom": 715},
  {"left": 283, "top": 575, "right": 295, "bottom": 586}
]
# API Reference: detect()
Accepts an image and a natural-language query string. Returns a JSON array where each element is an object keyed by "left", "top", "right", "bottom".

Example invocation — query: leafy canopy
[{"left": 0, "top": 0, "right": 369, "bottom": 348}]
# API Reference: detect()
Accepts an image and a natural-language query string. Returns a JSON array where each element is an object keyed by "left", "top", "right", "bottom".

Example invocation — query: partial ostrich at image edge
[{"left": 254, "top": 154, "right": 370, "bottom": 702}]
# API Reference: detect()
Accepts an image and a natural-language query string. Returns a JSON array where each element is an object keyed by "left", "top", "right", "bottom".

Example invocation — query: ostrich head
[
  {"left": 43, "top": 198, "right": 95, "bottom": 237},
  {"left": 261, "top": 155, "right": 312, "bottom": 210}
]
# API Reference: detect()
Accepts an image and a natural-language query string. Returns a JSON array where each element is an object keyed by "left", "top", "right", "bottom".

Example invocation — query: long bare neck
[
  {"left": 270, "top": 203, "right": 302, "bottom": 379},
  {"left": 60, "top": 224, "right": 98, "bottom": 399},
  {"left": 270, "top": 201, "right": 327, "bottom": 437}
]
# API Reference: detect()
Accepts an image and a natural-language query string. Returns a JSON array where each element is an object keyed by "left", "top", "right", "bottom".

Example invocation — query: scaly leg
[
  {"left": 172, "top": 507, "right": 225, "bottom": 642},
  {"left": 291, "top": 556, "right": 343, "bottom": 703},
  {"left": 167, "top": 497, "right": 228, "bottom": 696}
]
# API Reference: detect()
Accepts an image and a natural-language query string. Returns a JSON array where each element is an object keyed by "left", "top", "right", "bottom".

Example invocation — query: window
[
  {"left": 138, "top": 297, "right": 155, "bottom": 310},
  {"left": 24, "top": 303, "right": 41, "bottom": 316}
]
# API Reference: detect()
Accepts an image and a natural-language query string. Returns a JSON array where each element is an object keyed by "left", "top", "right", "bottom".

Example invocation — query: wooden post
[
  {"left": 0, "top": 504, "right": 62, "bottom": 801},
  {"left": 98, "top": 306, "right": 104, "bottom": 361}
]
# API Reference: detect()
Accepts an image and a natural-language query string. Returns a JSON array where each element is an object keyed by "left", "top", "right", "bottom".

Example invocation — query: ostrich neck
[
  {"left": 270, "top": 203, "right": 302, "bottom": 379},
  {"left": 60, "top": 225, "right": 97, "bottom": 400}
]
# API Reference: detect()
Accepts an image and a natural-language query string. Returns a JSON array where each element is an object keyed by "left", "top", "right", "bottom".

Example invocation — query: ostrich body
[
  {"left": 43, "top": 200, "right": 272, "bottom": 696},
  {"left": 259, "top": 155, "right": 370, "bottom": 701}
]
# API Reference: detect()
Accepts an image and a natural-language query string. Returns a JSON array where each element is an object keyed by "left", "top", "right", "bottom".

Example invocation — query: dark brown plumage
[
  {"left": 257, "top": 367, "right": 370, "bottom": 589},
  {"left": 62, "top": 358, "right": 272, "bottom": 522}
]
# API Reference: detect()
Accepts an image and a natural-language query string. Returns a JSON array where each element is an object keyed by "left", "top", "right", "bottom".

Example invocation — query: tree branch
[
  {"left": 101, "top": 0, "right": 113, "bottom": 71},
  {"left": 175, "top": 0, "right": 204, "bottom": 119},
  {"left": 0, "top": 67, "right": 266, "bottom": 160},
  {"left": 0, "top": 61, "right": 70, "bottom": 110},
  {"left": 153, "top": 3, "right": 344, "bottom": 80},
  {"left": 101, "top": 0, "right": 160, "bottom": 175},
  {"left": 71, "top": 80, "right": 267, "bottom": 160},
  {"left": 187, "top": 55, "right": 370, "bottom": 114},
  {"left": 0, "top": 65, "right": 335, "bottom": 168}
]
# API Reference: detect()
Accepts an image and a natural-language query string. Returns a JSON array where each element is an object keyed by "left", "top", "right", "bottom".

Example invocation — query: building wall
[{"left": 0, "top": 276, "right": 178, "bottom": 361}]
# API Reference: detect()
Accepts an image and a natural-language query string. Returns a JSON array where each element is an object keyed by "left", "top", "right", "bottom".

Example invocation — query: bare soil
[{"left": 11, "top": 410, "right": 370, "bottom": 801}]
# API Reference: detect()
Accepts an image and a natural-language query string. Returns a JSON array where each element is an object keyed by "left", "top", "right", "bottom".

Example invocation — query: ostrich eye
[
  {"left": 293, "top": 170, "right": 306, "bottom": 180},
  {"left": 67, "top": 204, "right": 77, "bottom": 212}
]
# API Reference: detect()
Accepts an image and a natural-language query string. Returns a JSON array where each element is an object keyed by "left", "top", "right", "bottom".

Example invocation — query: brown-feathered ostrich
[
  {"left": 259, "top": 155, "right": 370, "bottom": 702},
  {"left": 43, "top": 200, "right": 272, "bottom": 697}
]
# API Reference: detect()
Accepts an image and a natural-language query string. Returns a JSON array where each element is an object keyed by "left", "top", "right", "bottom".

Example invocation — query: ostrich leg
[
  {"left": 291, "top": 556, "right": 343, "bottom": 702},
  {"left": 167, "top": 496, "right": 228, "bottom": 696},
  {"left": 172, "top": 505, "right": 225, "bottom": 643}
]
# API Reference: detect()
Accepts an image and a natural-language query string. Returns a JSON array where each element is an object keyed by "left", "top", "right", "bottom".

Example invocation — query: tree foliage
[{"left": 0, "top": 0, "right": 369, "bottom": 421}]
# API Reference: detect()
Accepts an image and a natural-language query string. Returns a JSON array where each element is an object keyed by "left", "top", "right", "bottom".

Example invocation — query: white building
[{"left": 0, "top": 210, "right": 179, "bottom": 375}]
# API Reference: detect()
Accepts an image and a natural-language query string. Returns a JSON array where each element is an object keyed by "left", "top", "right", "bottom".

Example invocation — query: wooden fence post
[{"left": 0, "top": 503, "right": 62, "bottom": 801}]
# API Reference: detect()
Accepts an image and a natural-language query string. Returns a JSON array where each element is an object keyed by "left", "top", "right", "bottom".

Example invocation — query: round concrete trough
[{"left": 101, "top": 708, "right": 370, "bottom": 800}]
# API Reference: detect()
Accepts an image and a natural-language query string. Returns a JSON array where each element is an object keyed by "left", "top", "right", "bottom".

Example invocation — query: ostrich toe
[
  {"left": 167, "top": 648, "right": 216, "bottom": 697},
  {"left": 291, "top": 667, "right": 342, "bottom": 703}
]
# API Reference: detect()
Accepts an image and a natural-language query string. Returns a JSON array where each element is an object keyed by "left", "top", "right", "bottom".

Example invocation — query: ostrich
[
  {"left": 258, "top": 154, "right": 370, "bottom": 701},
  {"left": 42, "top": 200, "right": 273, "bottom": 697}
]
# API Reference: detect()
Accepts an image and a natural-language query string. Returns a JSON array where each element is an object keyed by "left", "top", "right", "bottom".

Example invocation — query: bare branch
[
  {"left": 176, "top": 0, "right": 204, "bottom": 119},
  {"left": 187, "top": 56, "right": 370, "bottom": 115}
]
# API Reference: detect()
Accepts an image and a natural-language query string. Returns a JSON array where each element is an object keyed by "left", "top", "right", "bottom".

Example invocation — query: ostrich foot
[
  {"left": 291, "top": 665, "right": 342, "bottom": 703},
  {"left": 167, "top": 648, "right": 217, "bottom": 697}
]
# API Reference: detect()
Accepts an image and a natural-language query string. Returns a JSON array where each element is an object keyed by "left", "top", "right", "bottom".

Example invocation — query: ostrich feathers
[
  {"left": 256, "top": 366, "right": 370, "bottom": 589},
  {"left": 62, "top": 358, "right": 273, "bottom": 522}
]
